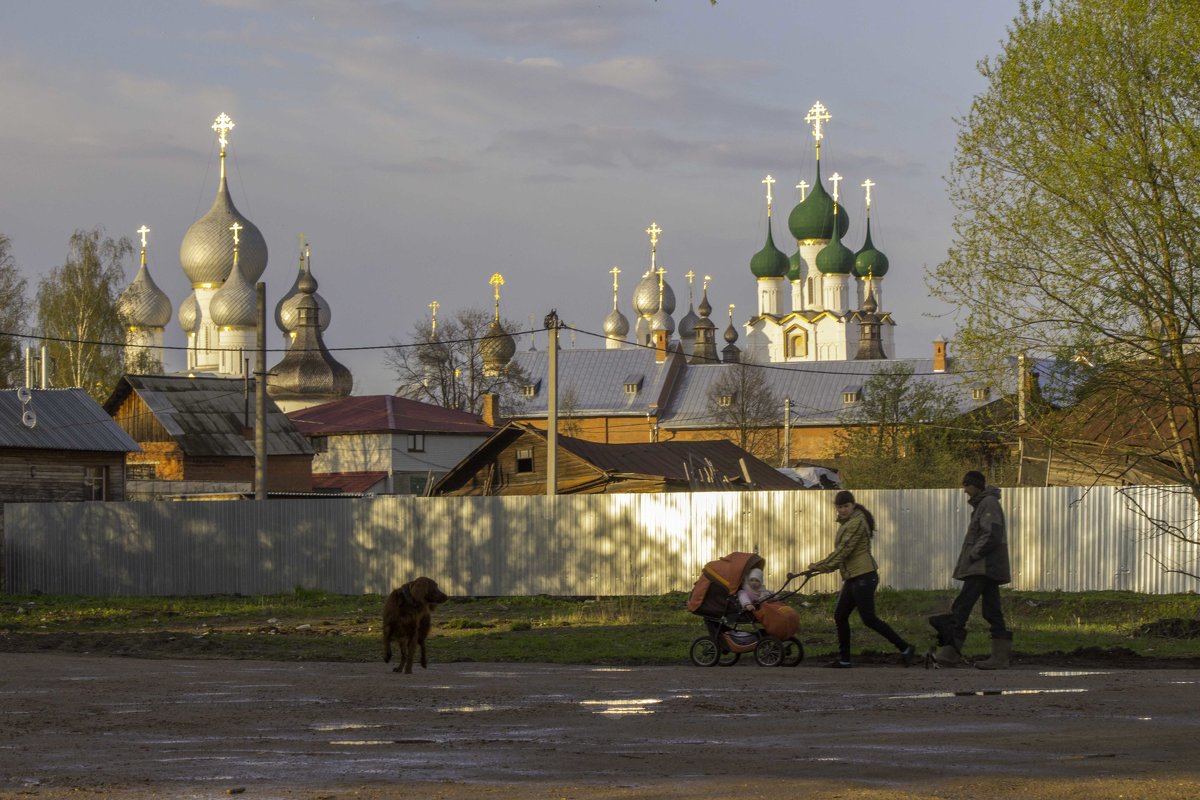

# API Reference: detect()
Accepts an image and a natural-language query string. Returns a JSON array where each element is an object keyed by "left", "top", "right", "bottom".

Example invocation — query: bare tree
[
  {"left": 706, "top": 359, "right": 781, "bottom": 462},
  {"left": 0, "top": 233, "right": 28, "bottom": 388}
]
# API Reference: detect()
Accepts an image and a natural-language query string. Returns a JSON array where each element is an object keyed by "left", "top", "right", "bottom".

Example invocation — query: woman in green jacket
[{"left": 807, "top": 490, "right": 915, "bottom": 668}]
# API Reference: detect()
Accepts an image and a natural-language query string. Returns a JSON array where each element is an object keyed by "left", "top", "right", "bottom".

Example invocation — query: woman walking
[{"left": 806, "top": 490, "right": 915, "bottom": 668}]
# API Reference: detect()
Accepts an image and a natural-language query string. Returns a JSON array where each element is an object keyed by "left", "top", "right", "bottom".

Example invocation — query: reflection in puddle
[
  {"left": 437, "top": 704, "right": 513, "bottom": 713},
  {"left": 1039, "top": 671, "right": 1110, "bottom": 677},
  {"left": 313, "top": 722, "right": 385, "bottom": 732},
  {"left": 330, "top": 740, "right": 394, "bottom": 746},
  {"left": 890, "top": 688, "right": 1088, "bottom": 699},
  {"left": 590, "top": 668, "right": 634, "bottom": 673},
  {"left": 580, "top": 698, "right": 662, "bottom": 716}
]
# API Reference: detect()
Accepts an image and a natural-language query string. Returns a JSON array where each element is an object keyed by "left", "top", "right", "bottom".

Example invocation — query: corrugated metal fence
[{"left": 4, "top": 485, "right": 1199, "bottom": 596}]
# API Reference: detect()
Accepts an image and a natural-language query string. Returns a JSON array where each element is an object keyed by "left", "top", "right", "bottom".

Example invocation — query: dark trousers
[
  {"left": 833, "top": 571, "right": 909, "bottom": 660},
  {"left": 950, "top": 576, "right": 1009, "bottom": 644}
]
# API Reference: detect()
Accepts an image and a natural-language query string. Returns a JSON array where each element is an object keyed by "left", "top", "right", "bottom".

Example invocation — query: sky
[{"left": 0, "top": 0, "right": 1022, "bottom": 396}]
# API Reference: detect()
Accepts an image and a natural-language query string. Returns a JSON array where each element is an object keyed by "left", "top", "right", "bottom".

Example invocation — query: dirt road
[{"left": 2, "top": 653, "right": 1199, "bottom": 799}]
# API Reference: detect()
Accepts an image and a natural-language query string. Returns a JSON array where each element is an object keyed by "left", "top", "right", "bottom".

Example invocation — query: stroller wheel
[
  {"left": 689, "top": 636, "right": 721, "bottom": 667},
  {"left": 754, "top": 636, "right": 785, "bottom": 667},
  {"left": 781, "top": 636, "right": 804, "bottom": 667},
  {"left": 718, "top": 649, "right": 741, "bottom": 666}
]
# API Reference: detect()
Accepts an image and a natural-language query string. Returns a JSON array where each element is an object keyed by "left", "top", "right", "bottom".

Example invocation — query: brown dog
[{"left": 382, "top": 576, "right": 448, "bottom": 673}]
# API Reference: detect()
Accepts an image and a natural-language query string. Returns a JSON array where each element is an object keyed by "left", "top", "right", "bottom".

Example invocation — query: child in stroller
[{"left": 687, "top": 552, "right": 808, "bottom": 667}]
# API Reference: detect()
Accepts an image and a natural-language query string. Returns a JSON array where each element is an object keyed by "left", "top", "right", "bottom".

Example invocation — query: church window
[
  {"left": 972, "top": 386, "right": 991, "bottom": 402},
  {"left": 623, "top": 374, "right": 644, "bottom": 394},
  {"left": 521, "top": 380, "right": 541, "bottom": 397},
  {"left": 787, "top": 329, "right": 808, "bottom": 358},
  {"left": 842, "top": 386, "right": 862, "bottom": 405},
  {"left": 718, "top": 393, "right": 736, "bottom": 407},
  {"left": 515, "top": 448, "right": 534, "bottom": 473}
]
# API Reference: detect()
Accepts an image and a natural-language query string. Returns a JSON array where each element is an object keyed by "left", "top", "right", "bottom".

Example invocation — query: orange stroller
[{"left": 686, "top": 552, "right": 809, "bottom": 667}]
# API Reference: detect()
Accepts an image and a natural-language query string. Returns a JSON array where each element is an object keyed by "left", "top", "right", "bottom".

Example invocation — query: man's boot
[
  {"left": 927, "top": 613, "right": 962, "bottom": 667},
  {"left": 974, "top": 632, "right": 1013, "bottom": 670},
  {"left": 932, "top": 644, "right": 963, "bottom": 667}
]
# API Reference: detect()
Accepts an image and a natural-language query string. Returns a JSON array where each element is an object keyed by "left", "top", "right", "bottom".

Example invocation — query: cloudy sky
[{"left": 1, "top": 1, "right": 1020, "bottom": 395}]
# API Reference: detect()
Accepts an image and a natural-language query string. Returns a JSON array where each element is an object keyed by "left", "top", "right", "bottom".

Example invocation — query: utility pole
[
  {"left": 544, "top": 310, "right": 561, "bottom": 497},
  {"left": 783, "top": 397, "right": 792, "bottom": 467},
  {"left": 255, "top": 282, "right": 268, "bottom": 500}
]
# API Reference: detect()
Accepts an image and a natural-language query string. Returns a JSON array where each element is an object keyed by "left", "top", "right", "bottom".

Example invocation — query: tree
[
  {"left": 834, "top": 363, "right": 975, "bottom": 489},
  {"left": 0, "top": 233, "right": 28, "bottom": 388},
  {"left": 706, "top": 359, "right": 781, "bottom": 462},
  {"left": 928, "top": 0, "right": 1200, "bottom": 571},
  {"left": 386, "top": 307, "right": 530, "bottom": 415},
  {"left": 35, "top": 228, "right": 130, "bottom": 401}
]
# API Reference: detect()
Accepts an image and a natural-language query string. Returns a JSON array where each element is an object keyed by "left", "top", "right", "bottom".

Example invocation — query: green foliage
[
  {"left": 928, "top": 0, "right": 1200, "bottom": 489},
  {"left": 835, "top": 363, "right": 978, "bottom": 488},
  {"left": 0, "top": 233, "right": 28, "bottom": 388},
  {"left": 35, "top": 227, "right": 130, "bottom": 401}
]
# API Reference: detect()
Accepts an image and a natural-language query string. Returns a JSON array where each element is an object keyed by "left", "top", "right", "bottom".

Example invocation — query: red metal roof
[
  {"left": 288, "top": 395, "right": 494, "bottom": 436},
  {"left": 311, "top": 471, "right": 388, "bottom": 493}
]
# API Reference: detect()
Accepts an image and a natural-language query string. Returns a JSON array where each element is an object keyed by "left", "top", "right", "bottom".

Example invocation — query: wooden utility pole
[
  {"left": 545, "top": 310, "right": 560, "bottom": 497},
  {"left": 255, "top": 282, "right": 268, "bottom": 500}
]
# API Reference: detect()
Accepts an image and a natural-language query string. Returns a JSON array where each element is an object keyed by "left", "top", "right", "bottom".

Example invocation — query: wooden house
[
  {"left": 430, "top": 422, "right": 801, "bottom": 496},
  {"left": 103, "top": 375, "right": 314, "bottom": 498},
  {"left": 0, "top": 388, "right": 140, "bottom": 503}
]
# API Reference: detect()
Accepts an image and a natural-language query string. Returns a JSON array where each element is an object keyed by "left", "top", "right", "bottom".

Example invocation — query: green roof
[
  {"left": 749, "top": 217, "right": 790, "bottom": 278},
  {"left": 788, "top": 162, "right": 851, "bottom": 241}
]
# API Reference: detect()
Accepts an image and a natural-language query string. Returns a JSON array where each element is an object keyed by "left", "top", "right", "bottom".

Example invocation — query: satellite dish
[
  {"left": 16, "top": 387, "right": 31, "bottom": 404},
  {"left": 22, "top": 410, "right": 37, "bottom": 429}
]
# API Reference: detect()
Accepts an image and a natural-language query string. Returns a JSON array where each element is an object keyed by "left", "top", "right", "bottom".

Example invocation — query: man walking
[{"left": 930, "top": 470, "right": 1013, "bottom": 669}]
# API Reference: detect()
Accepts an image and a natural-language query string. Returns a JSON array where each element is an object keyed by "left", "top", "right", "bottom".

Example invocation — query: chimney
[
  {"left": 933, "top": 338, "right": 947, "bottom": 373},
  {"left": 481, "top": 393, "right": 500, "bottom": 427},
  {"left": 654, "top": 329, "right": 669, "bottom": 363}
]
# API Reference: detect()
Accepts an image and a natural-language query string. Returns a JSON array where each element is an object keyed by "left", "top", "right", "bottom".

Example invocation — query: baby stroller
[{"left": 686, "top": 551, "right": 810, "bottom": 667}]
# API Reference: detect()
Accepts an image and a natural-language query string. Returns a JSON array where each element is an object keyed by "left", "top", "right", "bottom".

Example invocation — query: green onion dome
[
  {"left": 787, "top": 162, "right": 850, "bottom": 242},
  {"left": 749, "top": 217, "right": 790, "bottom": 279},
  {"left": 787, "top": 249, "right": 803, "bottom": 282},
  {"left": 852, "top": 217, "right": 890, "bottom": 278},
  {"left": 814, "top": 211, "right": 855, "bottom": 275}
]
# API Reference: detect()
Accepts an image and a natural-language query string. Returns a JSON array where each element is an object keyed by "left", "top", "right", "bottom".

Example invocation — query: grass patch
[{"left": 1, "top": 589, "right": 1197, "bottom": 665}]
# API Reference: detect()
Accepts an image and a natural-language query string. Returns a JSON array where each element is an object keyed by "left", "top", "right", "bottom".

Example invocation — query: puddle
[
  {"left": 1038, "top": 671, "right": 1110, "bottom": 677},
  {"left": 590, "top": 667, "right": 634, "bottom": 673},
  {"left": 436, "top": 703, "right": 515, "bottom": 713},
  {"left": 580, "top": 698, "right": 663, "bottom": 715},
  {"left": 889, "top": 688, "right": 1088, "bottom": 699},
  {"left": 312, "top": 722, "right": 385, "bottom": 732}
]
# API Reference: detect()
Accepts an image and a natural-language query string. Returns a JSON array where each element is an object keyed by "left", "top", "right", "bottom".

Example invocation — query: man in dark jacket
[{"left": 931, "top": 470, "right": 1013, "bottom": 669}]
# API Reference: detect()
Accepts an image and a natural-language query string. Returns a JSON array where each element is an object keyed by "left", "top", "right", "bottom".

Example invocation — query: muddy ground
[{"left": 2, "top": 653, "right": 1200, "bottom": 800}]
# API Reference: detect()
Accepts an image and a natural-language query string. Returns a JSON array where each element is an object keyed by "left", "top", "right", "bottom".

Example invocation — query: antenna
[{"left": 17, "top": 387, "right": 36, "bottom": 429}]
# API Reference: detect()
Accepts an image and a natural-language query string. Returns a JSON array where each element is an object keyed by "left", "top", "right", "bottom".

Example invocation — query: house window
[
  {"left": 127, "top": 463, "right": 157, "bottom": 480},
  {"left": 311, "top": 436, "right": 329, "bottom": 453},
  {"left": 516, "top": 448, "right": 534, "bottom": 473},
  {"left": 407, "top": 433, "right": 426, "bottom": 452},
  {"left": 521, "top": 379, "right": 541, "bottom": 397},
  {"left": 842, "top": 389, "right": 861, "bottom": 405},
  {"left": 623, "top": 373, "right": 644, "bottom": 394},
  {"left": 972, "top": 386, "right": 991, "bottom": 402},
  {"left": 718, "top": 393, "right": 735, "bottom": 407},
  {"left": 83, "top": 466, "right": 108, "bottom": 501}
]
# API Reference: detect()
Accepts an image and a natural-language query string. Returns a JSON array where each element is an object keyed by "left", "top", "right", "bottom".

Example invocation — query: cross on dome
[
  {"left": 829, "top": 172, "right": 843, "bottom": 203},
  {"left": 489, "top": 272, "right": 505, "bottom": 320},
  {"left": 610, "top": 266, "right": 621, "bottom": 309},
  {"left": 137, "top": 225, "right": 150, "bottom": 249},
  {"left": 762, "top": 174, "right": 775, "bottom": 215},
  {"left": 703, "top": 274, "right": 711, "bottom": 292},
  {"left": 861, "top": 178, "right": 875, "bottom": 209},
  {"left": 212, "top": 113, "right": 235, "bottom": 152},
  {"left": 229, "top": 221, "right": 243, "bottom": 246},
  {"left": 646, "top": 222, "right": 662, "bottom": 271},
  {"left": 805, "top": 101, "right": 831, "bottom": 142},
  {"left": 796, "top": 180, "right": 809, "bottom": 202},
  {"left": 428, "top": 300, "right": 440, "bottom": 334}
]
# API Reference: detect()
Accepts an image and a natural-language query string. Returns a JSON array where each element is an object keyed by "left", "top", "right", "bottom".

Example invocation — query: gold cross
[
  {"left": 212, "top": 113, "right": 235, "bottom": 151},
  {"left": 646, "top": 222, "right": 662, "bottom": 271},
  {"left": 489, "top": 272, "right": 504, "bottom": 320},
  {"left": 728, "top": 303, "right": 735, "bottom": 322},
  {"left": 796, "top": 180, "right": 809, "bottom": 202},
  {"left": 762, "top": 175, "right": 775, "bottom": 214},
  {"left": 136, "top": 225, "right": 150, "bottom": 249},
  {"left": 829, "top": 172, "right": 843, "bottom": 203},
  {"left": 297, "top": 232, "right": 307, "bottom": 258},
  {"left": 429, "top": 300, "right": 439, "bottom": 334},
  {"left": 804, "top": 101, "right": 830, "bottom": 142},
  {"left": 229, "top": 221, "right": 243, "bottom": 246},
  {"left": 610, "top": 266, "right": 621, "bottom": 299},
  {"left": 861, "top": 178, "right": 875, "bottom": 209},
  {"left": 703, "top": 274, "right": 711, "bottom": 292}
]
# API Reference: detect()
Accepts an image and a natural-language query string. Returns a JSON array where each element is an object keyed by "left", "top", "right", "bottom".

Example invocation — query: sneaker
[
  {"left": 824, "top": 659, "right": 852, "bottom": 669},
  {"left": 900, "top": 645, "right": 916, "bottom": 667}
]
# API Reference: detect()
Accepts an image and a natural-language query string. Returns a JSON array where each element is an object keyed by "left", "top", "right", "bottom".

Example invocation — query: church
[{"left": 114, "top": 113, "right": 352, "bottom": 412}]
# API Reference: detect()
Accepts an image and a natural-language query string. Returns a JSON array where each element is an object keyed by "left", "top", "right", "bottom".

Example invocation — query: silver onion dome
[
  {"left": 178, "top": 291, "right": 200, "bottom": 333},
  {"left": 632, "top": 271, "right": 676, "bottom": 318},
  {"left": 650, "top": 306, "right": 674, "bottom": 334},
  {"left": 275, "top": 258, "right": 331, "bottom": 335},
  {"left": 209, "top": 258, "right": 257, "bottom": 328},
  {"left": 481, "top": 318, "right": 517, "bottom": 373},
  {"left": 179, "top": 176, "right": 268, "bottom": 286},
  {"left": 677, "top": 304, "right": 699, "bottom": 346},
  {"left": 603, "top": 307, "right": 630, "bottom": 338},
  {"left": 117, "top": 263, "right": 173, "bottom": 328}
]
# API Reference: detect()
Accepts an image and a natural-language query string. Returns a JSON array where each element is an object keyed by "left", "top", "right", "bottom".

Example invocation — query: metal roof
[
  {"left": 288, "top": 395, "right": 493, "bottom": 435},
  {"left": 558, "top": 435, "right": 800, "bottom": 489},
  {"left": 105, "top": 375, "right": 312, "bottom": 457},
  {"left": 508, "top": 348, "right": 682, "bottom": 415},
  {"left": 659, "top": 358, "right": 1011, "bottom": 429},
  {"left": 0, "top": 388, "right": 141, "bottom": 453}
]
